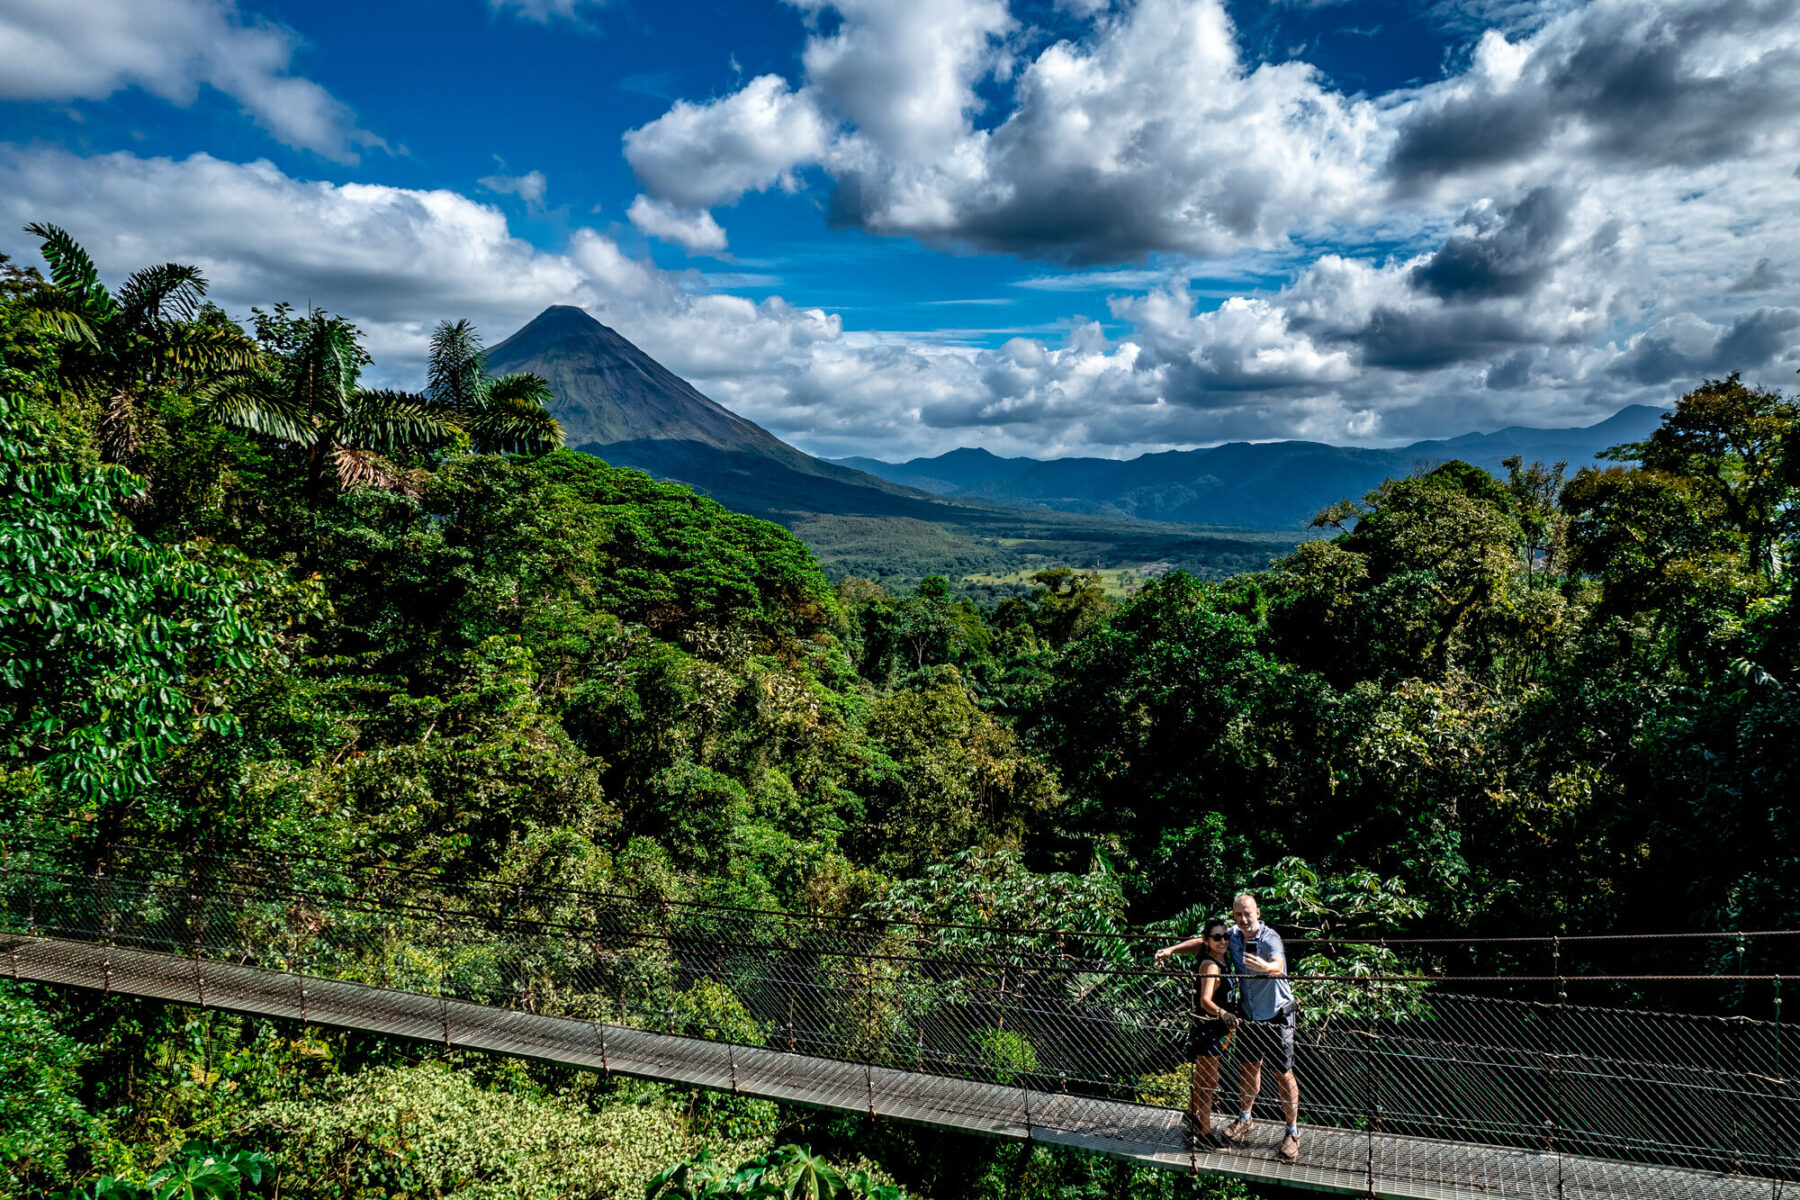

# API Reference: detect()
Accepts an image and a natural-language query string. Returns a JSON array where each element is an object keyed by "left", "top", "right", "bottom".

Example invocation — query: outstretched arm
[{"left": 1154, "top": 937, "right": 1206, "bottom": 963}]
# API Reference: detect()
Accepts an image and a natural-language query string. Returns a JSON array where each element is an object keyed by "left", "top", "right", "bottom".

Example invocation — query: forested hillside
[{"left": 4, "top": 233, "right": 1799, "bottom": 1198}]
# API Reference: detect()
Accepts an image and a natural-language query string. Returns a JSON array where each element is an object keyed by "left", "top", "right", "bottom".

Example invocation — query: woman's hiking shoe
[
  {"left": 1222, "top": 1118, "right": 1254, "bottom": 1144},
  {"left": 1181, "top": 1113, "right": 1218, "bottom": 1149},
  {"left": 1278, "top": 1133, "right": 1300, "bottom": 1162}
]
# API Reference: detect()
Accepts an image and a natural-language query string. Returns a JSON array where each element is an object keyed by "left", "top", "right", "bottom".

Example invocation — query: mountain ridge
[{"left": 834, "top": 405, "right": 1668, "bottom": 528}]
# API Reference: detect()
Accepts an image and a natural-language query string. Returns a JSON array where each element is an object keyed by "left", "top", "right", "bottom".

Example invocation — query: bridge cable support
[
  {"left": 1552, "top": 934, "right": 1566, "bottom": 1200},
  {"left": 1773, "top": 975, "right": 1785, "bottom": 1200}
]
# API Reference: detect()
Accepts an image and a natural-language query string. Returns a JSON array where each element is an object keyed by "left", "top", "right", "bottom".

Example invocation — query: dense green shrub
[{"left": 242, "top": 1064, "right": 768, "bottom": 1200}]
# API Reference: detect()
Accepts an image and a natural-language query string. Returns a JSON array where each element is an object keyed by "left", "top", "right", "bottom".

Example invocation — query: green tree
[
  {"left": 1501, "top": 456, "right": 1567, "bottom": 583},
  {"left": 195, "top": 305, "right": 460, "bottom": 493},
  {"left": 0, "top": 377, "right": 270, "bottom": 826},
  {"left": 1022, "top": 568, "right": 1112, "bottom": 645},
  {"left": 1633, "top": 374, "right": 1798, "bottom": 579},
  {"left": 853, "top": 673, "right": 1059, "bottom": 874},
  {"left": 18, "top": 224, "right": 255, "bottom": 469},
  {"left": 425, "top": 318, "right": 563, "bottom": 454},
  {"left": 1028, "top": 572, "right": 1285, "bottom": 912},
  {"left": 0, "top": 983, "right": 92, "bottom": 1191}
]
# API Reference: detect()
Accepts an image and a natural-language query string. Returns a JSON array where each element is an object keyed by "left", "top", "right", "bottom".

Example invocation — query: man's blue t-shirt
[{"left": 1228, "top": 924, "right": 1296, "bottom": 1021}]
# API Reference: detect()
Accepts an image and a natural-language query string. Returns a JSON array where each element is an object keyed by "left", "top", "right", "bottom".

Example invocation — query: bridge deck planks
[{"left": 3, "top": 935, "right": 1773, "bottom": 1200}]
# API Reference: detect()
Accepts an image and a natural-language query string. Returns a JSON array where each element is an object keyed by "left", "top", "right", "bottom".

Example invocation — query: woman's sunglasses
[{"left": 1206, "top": 933, "right": 1228, "bottom": 942}]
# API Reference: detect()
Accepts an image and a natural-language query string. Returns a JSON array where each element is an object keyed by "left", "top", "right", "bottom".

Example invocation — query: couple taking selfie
[{"left": 1153, "top": 892, "right": 1301, "bottom": 1163}]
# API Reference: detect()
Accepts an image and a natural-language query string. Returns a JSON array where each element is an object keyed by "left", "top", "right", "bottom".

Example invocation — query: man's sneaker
[
  {"left": 1222, "top": 1118, "right": 1253, "bottom": 1144},
  {"left": 1278, "top": 1133, "right": 1300, "bottom": 1162}
]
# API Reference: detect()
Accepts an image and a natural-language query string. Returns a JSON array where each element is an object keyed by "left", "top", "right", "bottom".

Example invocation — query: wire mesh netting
[{"left": 1, "top": 840, "right": 1793, "bottom": 1199}]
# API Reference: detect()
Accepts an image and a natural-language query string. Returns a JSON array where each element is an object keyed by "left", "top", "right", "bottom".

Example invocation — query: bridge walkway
[{"left": 7, "top": 934, "right": 1775, "bottom": 1200}]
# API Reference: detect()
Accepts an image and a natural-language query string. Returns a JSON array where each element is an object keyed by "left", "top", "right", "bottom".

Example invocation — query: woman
[{"left": 1155, "top": 918, "right": 1241, "bottom": 1144}]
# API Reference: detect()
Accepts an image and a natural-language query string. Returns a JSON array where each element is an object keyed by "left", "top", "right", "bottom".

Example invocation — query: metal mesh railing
[{"left": 0, "top": 839, "right": 1794, "bottom": 1198}]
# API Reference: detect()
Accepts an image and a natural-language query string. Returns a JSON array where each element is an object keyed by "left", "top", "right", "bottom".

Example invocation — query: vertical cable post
[
  {"left": 784, "top": 911, "right": 797, "bottom": 1053},
  {"left": 297, "top": 927, "right": 310, "bottom": 1025},
  {"left": 1772, "top": 975, "right": 1784, "bottom": 1200},
  {"left": 1733, "top": 937, "right": 1749, "bottom": 1174},
  {"left": 439, "top": 918, "right": 452, "bottom": 1053},
  {"left": 1363, "top": 977, "right": 1376, "bottom": 1196},
  {"left": 1550, "top": 935, "right": 1566, "bottom": 1200},
  {"left": 864, "top": 927, "right": 878, "bottom": 1063}
]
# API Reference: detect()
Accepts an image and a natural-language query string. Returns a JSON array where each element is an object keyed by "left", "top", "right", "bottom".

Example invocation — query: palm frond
[
  {"left": 427, "top": 318, "right": 487, "bottom": 410},
  {"left": 16, "top": 290, "right": 100, "bottom": 347},
  {"left": 465, "top": 393, "right": 564, "bottom": 454},
  {"left": 193, "top": 369, "right": 316, "bottom": 443},
  {"left": 486, "top": 371, "right": 555, "bottom": 410},
  {"left": 116, "top": 262, "right": 209, "bottom": 329},
  {"left": 286, "top": 317, "right": 363, "bottom": 415},
  {"left": 329, "top": 443, "right": 422, "bottom": 496},
  {"left": 25, "top": 223, "right": 118, "bottom": 323},
  {"left": 160, "top": 323, "right": 262, "bottom": 376},
  {"left": 341, "top": 389, "right": 463, "bottom": 452}
]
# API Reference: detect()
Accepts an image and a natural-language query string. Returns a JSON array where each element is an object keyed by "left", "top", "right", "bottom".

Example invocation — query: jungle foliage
[{"left": 3, "top": 231, "right": 1799, "bottom": 1199}]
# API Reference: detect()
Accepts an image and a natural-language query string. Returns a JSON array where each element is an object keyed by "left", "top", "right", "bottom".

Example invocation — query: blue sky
[{"left": 1, "top": 0, "right": 1797, "bottom": 460}]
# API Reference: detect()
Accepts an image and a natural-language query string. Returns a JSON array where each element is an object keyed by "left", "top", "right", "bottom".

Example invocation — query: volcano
[{"left": 484, "top": 305, "right": 935, "bottom": 521}]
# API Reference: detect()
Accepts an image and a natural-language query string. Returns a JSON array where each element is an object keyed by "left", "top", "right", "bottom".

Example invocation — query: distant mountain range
[{"left": 835, "top": 405, "right": 1667, "bottom": 529}]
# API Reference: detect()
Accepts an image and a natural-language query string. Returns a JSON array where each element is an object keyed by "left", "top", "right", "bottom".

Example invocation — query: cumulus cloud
[
  {"left": 1608, "top": 308, "right": 1800, "bottom": 385},
  {"left": 623, "top": 74, "right": 832, "bottom": 209},
  {"left": 0, "top": 142, "right": 1788, "bottom": 461},
  {"left": 622, "top": 0, "right": 1383, "bottom": 263},
  {"left": 607, "top": 0, "right": 1800, "bottom": 452},
  {"left": 1115, "top": 285, "right": 1355, "bottom": 391},
  {"left": 1388, "top": 0, "right": 1800, "bottom": 189},
  {"left": 0, "top": 145, "right": 1317, "bottom": 457},
  {"left": 626, "top": 194, "right": 729, "bottom": 253},
  {"left": 0, "top": 0, "right": 381, "bottom": 162},
  {"left": 1408, "top": 187, "right": 1570, "bottom": 302}
]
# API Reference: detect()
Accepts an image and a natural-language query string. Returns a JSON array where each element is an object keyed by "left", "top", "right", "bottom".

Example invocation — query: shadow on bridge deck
[{"left": 5, "top": 935, "right": 1773, "bottom": 1200}]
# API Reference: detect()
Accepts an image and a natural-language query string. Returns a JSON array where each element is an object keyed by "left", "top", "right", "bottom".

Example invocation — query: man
[{"left": 1224, "top": 892, "right": 1300, "bottom": 1162}]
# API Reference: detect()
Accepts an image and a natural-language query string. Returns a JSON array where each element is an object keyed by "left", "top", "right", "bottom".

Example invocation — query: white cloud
[
  {"left": 797, "top": 0, "right": 1012, "bottom": 163},
  {"left": 1118, "top": 286, "right": 1356, "bottom": 389},
  {"left": 3, "top": 113, "right": 1797, "bottom": 463},
  {"left": 0, "top": 0, "right": 381, "bottom": 162},
  {"left": 488, "top": 0, "right": 606, "bottom": 22},
  {"left": 626, "top": 194, "right": 728, "bottom": 253},
  {"left": 1012, "top": 269, "right": 1172, "bottom": 292},
  {"left": 622, "top": 0, "right": 1383, "bottom": 262},
  {"left": 478, "top": 169, "right": 548, "bottom": 206},
  {"left": 0, "top": 148, "right": 849, "bottom": 414},
  {"left": 623, "top": 74, "right": 832, "bottom": 209},
  {"left": 616, "top": 0, "right": 1800, "bottom": 449}
]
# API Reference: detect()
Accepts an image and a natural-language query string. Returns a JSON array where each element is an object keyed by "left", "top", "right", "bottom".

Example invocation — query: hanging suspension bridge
[{"left": 2, "top": 838, "right": 1794, "bottom": 1200}]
